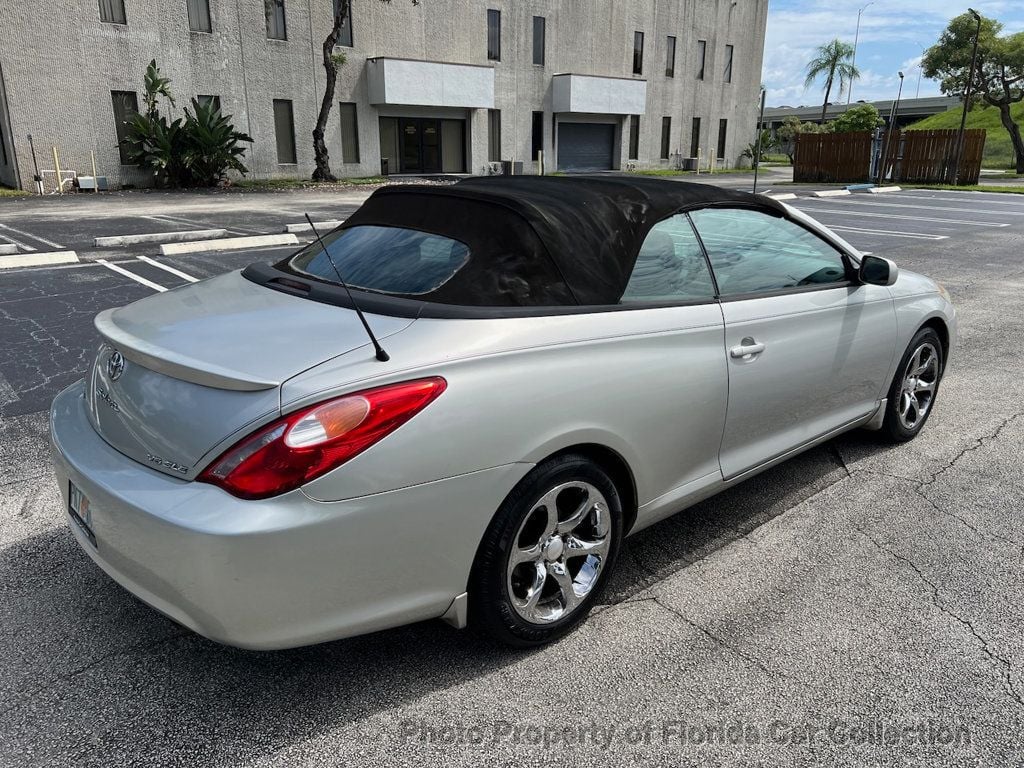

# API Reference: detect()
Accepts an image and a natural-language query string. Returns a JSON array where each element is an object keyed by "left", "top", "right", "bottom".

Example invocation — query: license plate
[{"left": 69, "top": 481, "right": 97, "bottom": 547}]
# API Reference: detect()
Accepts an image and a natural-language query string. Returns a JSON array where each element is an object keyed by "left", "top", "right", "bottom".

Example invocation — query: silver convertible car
[{"left": 51, "top": 177, "right": 955, "bottom": 649}]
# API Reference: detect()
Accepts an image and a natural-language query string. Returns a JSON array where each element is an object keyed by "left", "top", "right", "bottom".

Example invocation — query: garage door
[{"left": 557, "top": 122, "right": 616, "bottom": 172}]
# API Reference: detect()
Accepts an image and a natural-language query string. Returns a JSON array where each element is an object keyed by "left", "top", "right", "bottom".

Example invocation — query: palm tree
[{"left": 804, "top": 39, "right": 860, "bottom": 123}]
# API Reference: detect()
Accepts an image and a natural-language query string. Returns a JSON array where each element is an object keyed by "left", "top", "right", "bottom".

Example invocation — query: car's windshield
[{"left": 286, "top": 225, "right": 471, "bottom": 295}]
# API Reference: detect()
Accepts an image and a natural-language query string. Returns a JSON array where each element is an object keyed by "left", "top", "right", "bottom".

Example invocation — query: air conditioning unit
[{"left": 680, "top": 157, "right": 698, "bottom": 171}]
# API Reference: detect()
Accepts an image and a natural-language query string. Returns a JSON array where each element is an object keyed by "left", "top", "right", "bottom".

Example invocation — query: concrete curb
[
  {"left": 0, "top": 251, "right": 79, "bottom": 269},
  {"left": 94, "top": 229, "right": 228, "bottom": 247},
  {"left": 159, "top": 234, "right": 299, "bottom": 256},
  {"left": 283, "top": 220, "right": 346, "bottom": 234},
  {"left": 763, "top": 192, "right": 797, "bottom": 201},
  {"left": 868, "top": 186, "right": 902, "bottom": 194},
  {"left": 0, "top": 244, "right": 18, "bottom": 256},
  {"left": 811, "top": 189, "right": 851, "bottom": 198}
]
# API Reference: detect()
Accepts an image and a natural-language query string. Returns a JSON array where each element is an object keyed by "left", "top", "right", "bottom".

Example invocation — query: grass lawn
[
  {"left": 901, "top": 183, "right": 1024, "bottom": 194},
  {"left": 629, "top": 167, "right": 751, "bottom": 177},
  {"left": 907, "top": 102, "right": 1024, "bottom": 170},
  {"left": 0, "top": 185, "right": 29, "bottom": 198}
]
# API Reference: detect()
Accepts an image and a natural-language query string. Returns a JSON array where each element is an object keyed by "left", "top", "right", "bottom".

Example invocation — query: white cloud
[{"left": 762, "top": 0, "right": 1023, "bottom": 105}]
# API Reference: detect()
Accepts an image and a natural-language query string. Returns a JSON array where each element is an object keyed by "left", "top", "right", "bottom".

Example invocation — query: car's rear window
[{"left": 286, "top": 225, "right": 471, "bottom": 295}]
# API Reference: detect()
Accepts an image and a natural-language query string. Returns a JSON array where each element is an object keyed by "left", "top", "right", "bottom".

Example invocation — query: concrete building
[{"left": 0, "top": 0, "right": 768, "bottom": 190}]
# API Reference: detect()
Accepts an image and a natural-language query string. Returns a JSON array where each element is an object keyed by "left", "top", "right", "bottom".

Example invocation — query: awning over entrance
[
  {"left": 551, "top": 74, "right": 647, "bottom": 115},
  {"left": 367, "top": 58, "right": 495, "bottom": 109}
]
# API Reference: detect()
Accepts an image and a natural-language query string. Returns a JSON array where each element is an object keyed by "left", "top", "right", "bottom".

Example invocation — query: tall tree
[
  {"left": 922, "top": 13, "right": 1024, "bottom": 173},
  {"left": 313, "top": 0, "right": 418, "bottom": 181},
  {"left": 804, "top": 39, "right": 860, "bottom": 123}
]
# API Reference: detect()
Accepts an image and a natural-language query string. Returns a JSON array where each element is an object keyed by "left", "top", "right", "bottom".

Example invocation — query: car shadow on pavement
[{"left": 0, "top": 434, "right": 882, "bottom": 765}]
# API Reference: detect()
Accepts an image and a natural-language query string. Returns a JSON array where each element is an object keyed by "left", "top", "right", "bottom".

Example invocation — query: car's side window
[
  {"left": 689, "top": 208, "right": 848, "bottom": 297},
  {"left": 621, "top": 214, "right": 716, "bottom": 303}
]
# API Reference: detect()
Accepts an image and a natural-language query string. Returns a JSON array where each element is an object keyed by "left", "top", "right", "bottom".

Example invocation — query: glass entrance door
[{"left": 398, "top": 118, "right": 443, "bottom": 173}]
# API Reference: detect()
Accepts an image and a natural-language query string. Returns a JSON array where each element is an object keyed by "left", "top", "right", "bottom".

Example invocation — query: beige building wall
[{"left": 0, "top": 0, "right": 768, "bottom": 190}]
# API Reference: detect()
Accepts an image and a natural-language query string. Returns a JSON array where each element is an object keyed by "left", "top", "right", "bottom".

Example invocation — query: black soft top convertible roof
[{"left": 292, "top": 176, "right": 788, "bottom": 308}]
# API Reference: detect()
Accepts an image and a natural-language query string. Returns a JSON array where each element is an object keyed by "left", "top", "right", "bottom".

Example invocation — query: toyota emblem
[{"left": 107, "top": 350, "right": 125, "bottom": 381}]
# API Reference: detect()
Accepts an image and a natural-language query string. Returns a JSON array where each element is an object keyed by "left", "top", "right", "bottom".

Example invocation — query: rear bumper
[{"left": 50, "top": 380, "right": 530, "bottom": 650}]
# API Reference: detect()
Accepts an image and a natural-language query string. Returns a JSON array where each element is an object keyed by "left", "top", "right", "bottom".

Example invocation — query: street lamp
[
  {"left": 848, "top": 1, "right": 874, "bottom": 105},
  {"left": 952, "top": 8, "right": 983, "bottom": 184}
]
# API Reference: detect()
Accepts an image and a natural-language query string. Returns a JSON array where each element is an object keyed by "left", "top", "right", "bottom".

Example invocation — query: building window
[
  {"left": 532, "top": 16, "right": 545, "bottom": 66},
  {"left": 632, "top": 31, "right": 644, "bottom": 75},
  {"left": 197, "top": 94, "right": 221, "bottom": 112},
  {"left": 0, "top": 121, "right": 7, "bottom": 165},
  {"left": 697, "top": 40, "right": 707, "bottom": 80},
  {"left": 333, "top": 0, "right": 353, "bottom": 46},
  {"left": 487, "top": 9, "right": 501, "bottom": 61},
  {"left": 340, "top": 102, "right": 359, "bottom": 163},
  {"left": 628, "top": 116, "right": 640, "bottom": 160},
  {"left": 717, "top": 118, "right": 728, "bottom": 159},
  {"left": 265, "top": 0, "right": 287, "bottom": 40},
  {"left": 660, "top": 116, "right": 671, "bottom": 160},
  {"left": 111, "top": 91, "right": 139, "bottom": 164},
  {"left": 531, "top": 111, "right": 544, "bottom": 159},
  {"left": 690, "top": 117, "right": 701, "bottom": 158},
  {"left": 488, "top": 109, "right": 501, "bottom": 162},
  {"left": 98, "top": 0, "right": 126, "bottom": 24},
  {"left": 665, "top": 36, "right": 676, "bottom": 77},
  {"left": 273, "top": 99, "right": 297, "bottom": 164},
  {"left": 187, "top": 0, "right": 211, "bottom": 32},
  {"left": 724, "top": 44, "right": 734, "bottom": 83}
]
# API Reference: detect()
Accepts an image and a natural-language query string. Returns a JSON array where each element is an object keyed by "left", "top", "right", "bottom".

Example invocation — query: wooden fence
[
  {"left": 794, "top": 129, "right": 986, "bottom": 185},
  {"left": 793, "top": 131, "right": 873, "bottom": 183}
]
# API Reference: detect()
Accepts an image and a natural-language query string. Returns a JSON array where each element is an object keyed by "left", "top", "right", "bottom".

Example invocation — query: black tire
[
  {"left": 880, "top": 326, "right": 944, "bottom": 443},
  {"left": 468, "top": 453, "right": 623, "bottom": 647}
]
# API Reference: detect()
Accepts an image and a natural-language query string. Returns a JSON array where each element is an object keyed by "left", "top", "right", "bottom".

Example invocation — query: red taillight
[{"left": 199, "top": 377, "right": 447, "bottom": 499}]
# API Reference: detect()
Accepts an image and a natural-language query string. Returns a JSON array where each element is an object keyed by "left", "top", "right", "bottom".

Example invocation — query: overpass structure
[{"left": 763, "top": 96, "right": 960, "bottom": 130}]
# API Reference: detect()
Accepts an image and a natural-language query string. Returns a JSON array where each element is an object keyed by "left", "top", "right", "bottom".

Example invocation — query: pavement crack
[
  {"left": 856, "top": 526, "right": 1024, "bottom": 709},
  {"left": 644, "top": 596, "right": 775, "bottom": 677},
  {"left": 829, "top": 444, "right": 851, "bottom": 477},
  {"left": 0, "top": 630, "right": 190, "bottom": 720},
  {"left": 919, "top": 413, "right": 1023, "bottom": 490}
]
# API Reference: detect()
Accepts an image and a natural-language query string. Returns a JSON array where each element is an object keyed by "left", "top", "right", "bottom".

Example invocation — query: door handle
[{"left": 730, "top": 338, "right": 766, "bottom": 358}]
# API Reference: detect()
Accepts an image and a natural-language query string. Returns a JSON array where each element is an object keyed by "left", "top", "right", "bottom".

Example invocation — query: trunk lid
[{"left": 87, "top": 270, "right": 414, "bottom": 479}]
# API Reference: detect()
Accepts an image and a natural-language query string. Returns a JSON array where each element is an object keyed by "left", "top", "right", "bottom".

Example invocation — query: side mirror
[{"left": 859, "top": 255, "right": 898, "bottom": 287}]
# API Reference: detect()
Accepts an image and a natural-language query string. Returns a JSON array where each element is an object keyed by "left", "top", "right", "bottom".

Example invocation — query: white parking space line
[
  {"left": 796, "top": 207, "right": 1011, "bottom": 228},
  {"left": 811, "top": 197, "right": 1024, "bottom": 217},
  {"left": 96, "top": 259, "right": 168, "bottom": 292},
  {"left": 0, "top": 221, "right": 63, "bottom": 250},
  {"left": 145, "top": 213, "right": 263, "bottom": 236},
  {"left": 0, "top": 228, "right": 38, "bottom": 252},
  {"left": 137, "top": 255, "right": 200, "bottom": 283},
  {"left": 825, "top": 225, "right": 949, "bottom": 240}
]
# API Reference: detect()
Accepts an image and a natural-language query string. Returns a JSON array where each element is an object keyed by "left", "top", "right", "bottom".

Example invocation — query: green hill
[{"left": 908, "top": 101, "right": 1024, "bottom": 169}]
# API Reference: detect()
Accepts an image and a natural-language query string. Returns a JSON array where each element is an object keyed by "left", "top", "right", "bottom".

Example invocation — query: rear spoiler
[{"left": 95, "top": 309, "right": 278, "bottom": 392}]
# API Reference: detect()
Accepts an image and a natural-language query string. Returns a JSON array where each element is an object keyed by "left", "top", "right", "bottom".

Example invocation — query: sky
[{"left": 762, "top": 0, "right": 1024, "bottom": 107}]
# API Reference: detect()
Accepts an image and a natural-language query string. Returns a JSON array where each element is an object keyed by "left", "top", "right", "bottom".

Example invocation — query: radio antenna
[{"left": 304, "top": 213, "right": 389, "bottom": 362}]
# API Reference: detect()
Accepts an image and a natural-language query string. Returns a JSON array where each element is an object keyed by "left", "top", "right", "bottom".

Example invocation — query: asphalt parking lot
[{"left": 2, "top": 184, "right": 1024, "bottom": 766}]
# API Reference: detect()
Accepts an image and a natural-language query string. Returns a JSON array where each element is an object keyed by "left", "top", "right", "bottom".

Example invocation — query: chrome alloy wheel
[
  {"left": 898, "top": 341, "right": 939, "bottom": 431},
  {"left": 506, "top": 481, "right": 611, "bottom": 624}
]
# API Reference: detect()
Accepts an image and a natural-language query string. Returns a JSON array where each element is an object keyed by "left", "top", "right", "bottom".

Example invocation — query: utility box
[
  {"left": 500, "top": 160, "right": 523, "bottom": 176},
  {"left": 76, "top": 176, "right": 109, "bottom": 191}
]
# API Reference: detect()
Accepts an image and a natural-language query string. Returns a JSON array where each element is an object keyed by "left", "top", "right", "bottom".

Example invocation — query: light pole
[
  {"left": 878, "top": 71, "right": 905, "bottom": 184},
  {"left": 952, "top": 8, "right": 983, "bottom": 184},
  {"left": 848, "top": 1, "right": 874, "bottom": 105}
]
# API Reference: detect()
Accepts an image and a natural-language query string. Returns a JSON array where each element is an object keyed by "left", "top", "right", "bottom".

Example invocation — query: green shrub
[{"left": 122, "top": 60, "right": 252, "bottom": 187}]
